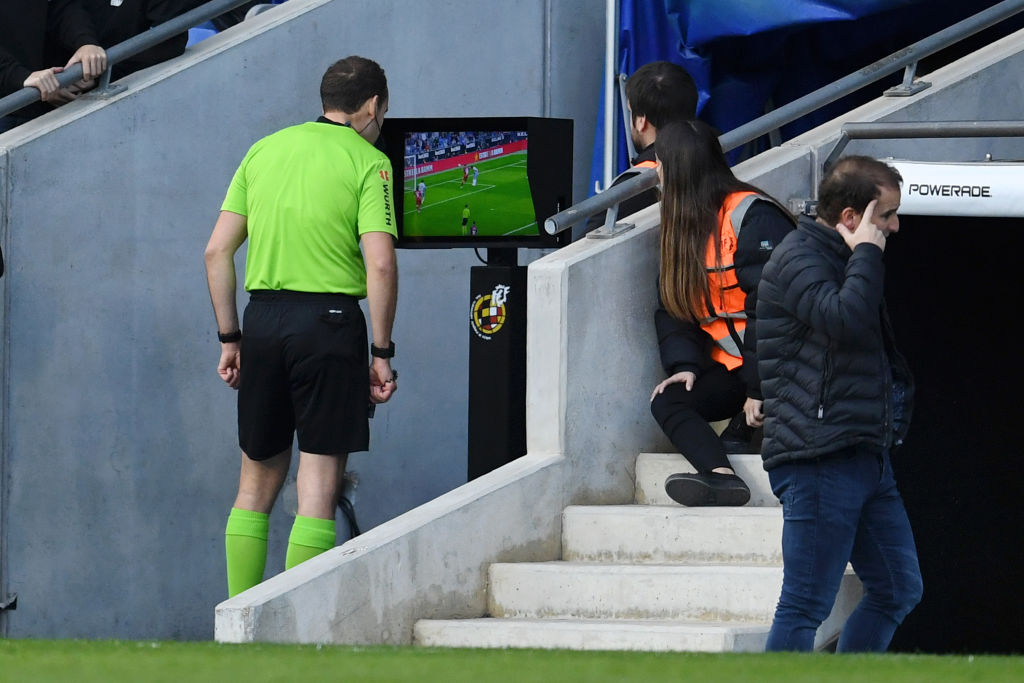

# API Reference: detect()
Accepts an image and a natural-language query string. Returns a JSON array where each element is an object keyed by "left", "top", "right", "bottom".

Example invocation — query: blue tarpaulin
[{"left": 591, "top": 0, "right": 1007, "bottom": 193}]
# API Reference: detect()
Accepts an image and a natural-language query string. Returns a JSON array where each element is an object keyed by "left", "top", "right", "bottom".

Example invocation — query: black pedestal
[{"left": 467, "top": 254, "right": 528, "bottom": 480}]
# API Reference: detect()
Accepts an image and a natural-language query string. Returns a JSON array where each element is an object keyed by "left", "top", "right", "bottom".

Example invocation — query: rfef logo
[{"left": 471, "top": 284, "right": 510, "bottom": 340}]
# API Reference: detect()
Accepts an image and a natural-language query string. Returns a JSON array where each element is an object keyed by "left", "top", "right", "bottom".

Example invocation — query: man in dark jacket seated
[{"left": 757, "top": 156, "right": 922, "bottom": 652}]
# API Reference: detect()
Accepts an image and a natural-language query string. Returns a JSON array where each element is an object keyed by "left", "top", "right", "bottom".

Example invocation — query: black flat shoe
[{"left": 665, "top": 472, "right": 751, "bottom": 507}]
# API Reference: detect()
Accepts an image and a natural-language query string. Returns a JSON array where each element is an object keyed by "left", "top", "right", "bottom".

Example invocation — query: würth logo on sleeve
[{"left": 379, "top": 170, "right": 390, "bottom": 182}]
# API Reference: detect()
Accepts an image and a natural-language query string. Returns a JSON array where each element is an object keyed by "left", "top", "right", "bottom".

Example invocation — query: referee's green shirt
[{"left": 221, "top": 120, "right": 397, "bottom": 296}]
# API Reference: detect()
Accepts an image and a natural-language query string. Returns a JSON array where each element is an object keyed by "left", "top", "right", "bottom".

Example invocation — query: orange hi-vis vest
[{"left": 701, "top": 191, "right": 763, "bottom": 371}]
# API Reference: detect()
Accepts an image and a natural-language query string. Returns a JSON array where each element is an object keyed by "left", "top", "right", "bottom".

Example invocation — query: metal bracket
[
  {"left": 789, "top": 198, "right": 817, "bottom": 217},
  {"left": 84, "top": 83, "right": 127, "bottom": 101},
  {"left": 884, "top": 81, "right": 931, "bottom": 97},
  {"left": 884, "top": 62, "right": 931, "bottom": 97},
  {"left": 587, "top": 222, "right": 635, "bottom": 239},
  {"left": 0, "top": 594, "right": 17, "bottom": 611},
  {"left": 587, "top": 203, "right": 635, "bottom": 239}
]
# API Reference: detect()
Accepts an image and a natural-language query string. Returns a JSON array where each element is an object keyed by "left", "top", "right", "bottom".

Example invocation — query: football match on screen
[{"left": 402, "top": 130, "right": 538, "bottom": 239}]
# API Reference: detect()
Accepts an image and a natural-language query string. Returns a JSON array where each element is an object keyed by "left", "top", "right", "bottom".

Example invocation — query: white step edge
[
  {"left": 562, "top": 505, "right": 783, "bottom": 565},
  {"left": 488, "top": 562, "right": 862, "bottom": 626},
  {"left": 636, "top": 453, "right": 778, "bottom": 507},
  {"left": 414, "top": 617, "right": 771, "bottom": 652}
]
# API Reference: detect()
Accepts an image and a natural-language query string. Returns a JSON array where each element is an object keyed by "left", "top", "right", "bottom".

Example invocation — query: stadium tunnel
[{"left": 852, "top": 159, "right": 1023, "bottom": 653}]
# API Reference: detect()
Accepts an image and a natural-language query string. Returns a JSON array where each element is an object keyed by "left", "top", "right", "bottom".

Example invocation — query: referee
[{"left": 205, "top": 55, "right": 398, "bottom": 598}]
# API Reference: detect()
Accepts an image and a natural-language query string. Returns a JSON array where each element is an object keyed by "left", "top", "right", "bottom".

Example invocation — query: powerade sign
[
  {"left": 889, "top": 160, "right": 1024, "bottom": 218},
  {"left": 906, "top": 183, "right": 991, "bottom": 198}
]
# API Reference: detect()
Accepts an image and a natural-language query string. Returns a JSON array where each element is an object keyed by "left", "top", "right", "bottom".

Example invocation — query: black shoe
[
  {"left": 664, "top": 472, "right": 751, "bottom": 507},
  {"left": 720, "top": 413, "right": 754, "bottom": 454}
]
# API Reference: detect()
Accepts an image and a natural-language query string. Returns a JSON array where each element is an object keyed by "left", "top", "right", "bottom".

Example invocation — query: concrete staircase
[{"left": 413, "top": 453, "right": 862, "bottom": 652}]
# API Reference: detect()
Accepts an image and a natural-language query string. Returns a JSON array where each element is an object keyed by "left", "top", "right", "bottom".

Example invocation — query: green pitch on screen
[{"left": 404, "top": 152, "right": 537, "bottom": 238}]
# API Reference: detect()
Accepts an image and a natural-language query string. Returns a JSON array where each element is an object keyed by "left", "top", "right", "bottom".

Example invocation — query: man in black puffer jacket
[{"left": 757, "top": 156, "right": 922, "bottom": 652}]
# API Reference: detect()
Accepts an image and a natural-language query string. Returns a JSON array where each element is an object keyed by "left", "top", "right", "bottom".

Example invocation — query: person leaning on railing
[
  {"left": 0, "top": 0, "right": 107, "bottom": 131},
  {"left": 73, "top": 0, "right": 194, "bottom": 81},
  {"left": 649, "top": 119, "right": 794, "bottom": 507}
]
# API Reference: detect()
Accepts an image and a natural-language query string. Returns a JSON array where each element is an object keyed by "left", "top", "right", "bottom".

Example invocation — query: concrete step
[
  {"left": 562, "top": 505, "right": 783, "bottom": 565},
  {"left": 488, "top": 561, "right": 861, "bottom": 627},
  {"left": 635, "top": 453, "right": 778, "bottom": 507},
  {"left": 414, "top": 617, "right": 771, "bottom": 652}
]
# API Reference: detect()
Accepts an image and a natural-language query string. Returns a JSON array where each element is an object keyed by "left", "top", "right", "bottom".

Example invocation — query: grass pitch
[
  {"left": 1, "top": 640, "right": 1022, "bottom": 683},
  {"left": 403, "top": 152, "right": 537, "bottom": 238}
]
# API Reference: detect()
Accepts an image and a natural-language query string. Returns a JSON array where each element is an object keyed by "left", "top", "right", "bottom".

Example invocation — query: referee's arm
[
  {"left": 362, "top": 231, "right": 398, "bottom": 403},
  {"left": 205, "top": 210, "right": 248, "bottom": 388}
]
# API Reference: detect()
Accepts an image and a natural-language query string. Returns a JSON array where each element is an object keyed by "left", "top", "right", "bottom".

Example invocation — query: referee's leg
[
  {"left": 284, "top": 451, "right": 347, "bottom": 570},
  {"left": 225, "top": 449, "right": 290, "bottom": 597},
  {"left": 235, "top": 449, "right": 291, "bottom": 513}
]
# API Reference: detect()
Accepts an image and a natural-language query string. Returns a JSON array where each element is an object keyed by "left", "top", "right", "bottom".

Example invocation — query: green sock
[
  {"left": 225, "top": 508, "right": 269, "bottom": 598},
  {"left": 285, "top": 515, "right": 336, "bottom": 570}
]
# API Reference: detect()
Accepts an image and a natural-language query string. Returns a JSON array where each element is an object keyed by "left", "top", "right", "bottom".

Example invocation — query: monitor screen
[{"left": 382, "top": 117, "right": 572, "bottom": 249}]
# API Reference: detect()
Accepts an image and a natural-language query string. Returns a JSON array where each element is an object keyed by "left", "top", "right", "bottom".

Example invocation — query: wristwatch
[
  {"left": 218, "top": 329, "right": 242, "bottom": 343},
  {"left": 371, "top": 341, "right": 395, "bottom": 358}
]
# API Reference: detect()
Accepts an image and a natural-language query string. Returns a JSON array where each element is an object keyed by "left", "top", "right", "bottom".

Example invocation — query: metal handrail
[
  {"left": 0, "top": 0, "right": 258, "bottom": 118},
  {"left": 720, "top": 0, "right": 1024, "bottom": 154},
  {"left": 543, "top": 166, "right": 659, "bottom": 236},
  {"left": 824, "top": 121, "right": 1024, "bottom": 170},
  {"left": 545, "top": 0, "right": 1024, "bottom": 236}
]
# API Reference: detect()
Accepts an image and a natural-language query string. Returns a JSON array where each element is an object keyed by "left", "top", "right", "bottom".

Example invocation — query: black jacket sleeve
[
  {"left": 0, "top": 46, "right": 32, "bottom": 98},
  {"left": 0, "top": 1, "right": 44, "bottom": 97},
  {"left": 113, "top": 0, "right": 191, "bottom": 78},
  {"left": 734, "top": 200, "right": 796, "bottom": 399},
  {"left": 47, "top": 0, "right": 101, "bottom": 55},
  {"left": 778, "top": 238, "right": 886, "bottom": 346},
  {"left": 654, "top": 281, "right": 713, "bottom": 379}
]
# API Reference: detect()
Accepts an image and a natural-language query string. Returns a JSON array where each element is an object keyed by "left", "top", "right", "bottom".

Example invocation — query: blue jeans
[{"left": 765, "top": 447, "right": 923, "bottom": 652}]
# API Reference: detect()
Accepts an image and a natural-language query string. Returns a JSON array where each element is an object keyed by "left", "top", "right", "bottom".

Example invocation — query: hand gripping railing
[
  {"left": 0, "top": 0, "right": 259, "bottom": 119},
  {"left": 543, "top": 0, "right": 1024, "bottom": 238}
]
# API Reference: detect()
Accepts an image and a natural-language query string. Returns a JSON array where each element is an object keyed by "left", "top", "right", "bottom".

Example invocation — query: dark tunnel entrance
[{"left": 884, "top": 213, "right": 1023, "bottom": 653}]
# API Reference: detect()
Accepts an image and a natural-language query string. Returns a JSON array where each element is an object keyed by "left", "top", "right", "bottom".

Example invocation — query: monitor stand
[{"left": 467, "top": 248, "right": 527, "bottom": 479}]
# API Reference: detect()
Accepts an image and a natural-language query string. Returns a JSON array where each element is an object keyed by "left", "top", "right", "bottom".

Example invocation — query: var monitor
[{"left": 381, "top": 117, "right": 572, "bottom": 249}]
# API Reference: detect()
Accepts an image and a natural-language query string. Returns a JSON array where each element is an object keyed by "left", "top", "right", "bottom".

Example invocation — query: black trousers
[{"left": 649, "top": 363, "right": 746, "bottom": 472}]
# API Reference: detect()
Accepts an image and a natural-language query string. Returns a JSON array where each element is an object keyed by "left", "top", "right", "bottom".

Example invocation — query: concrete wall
[
  {"left": 216, "top": 200, "right": 670, "bottom": 644},
  {"left": 526, "top": 203, "right": 673, "bottom": 502},
  {"left": 214, "top": 27, "right": 1024, "bottom": 644},
  {"left": 0, "top": 0, "right": 605, "bottom": 639}
]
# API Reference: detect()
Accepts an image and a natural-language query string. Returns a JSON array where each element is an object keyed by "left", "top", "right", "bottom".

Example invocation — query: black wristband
[
  {"left": 371, "top": 340, "right": 395, "bottom": 358},
  {"left": 218, "top": 330, "right": 242, "bottom": 343}
]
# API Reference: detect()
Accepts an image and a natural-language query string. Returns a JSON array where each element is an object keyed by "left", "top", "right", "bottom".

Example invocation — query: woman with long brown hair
[{"left": 650, "top": 120, "right": 793, "bottom": 506}]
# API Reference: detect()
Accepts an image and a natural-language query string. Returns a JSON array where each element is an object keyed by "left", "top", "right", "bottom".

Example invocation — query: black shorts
[{"left": 238, "top": 290, "right": 369, "bottom": 460}]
